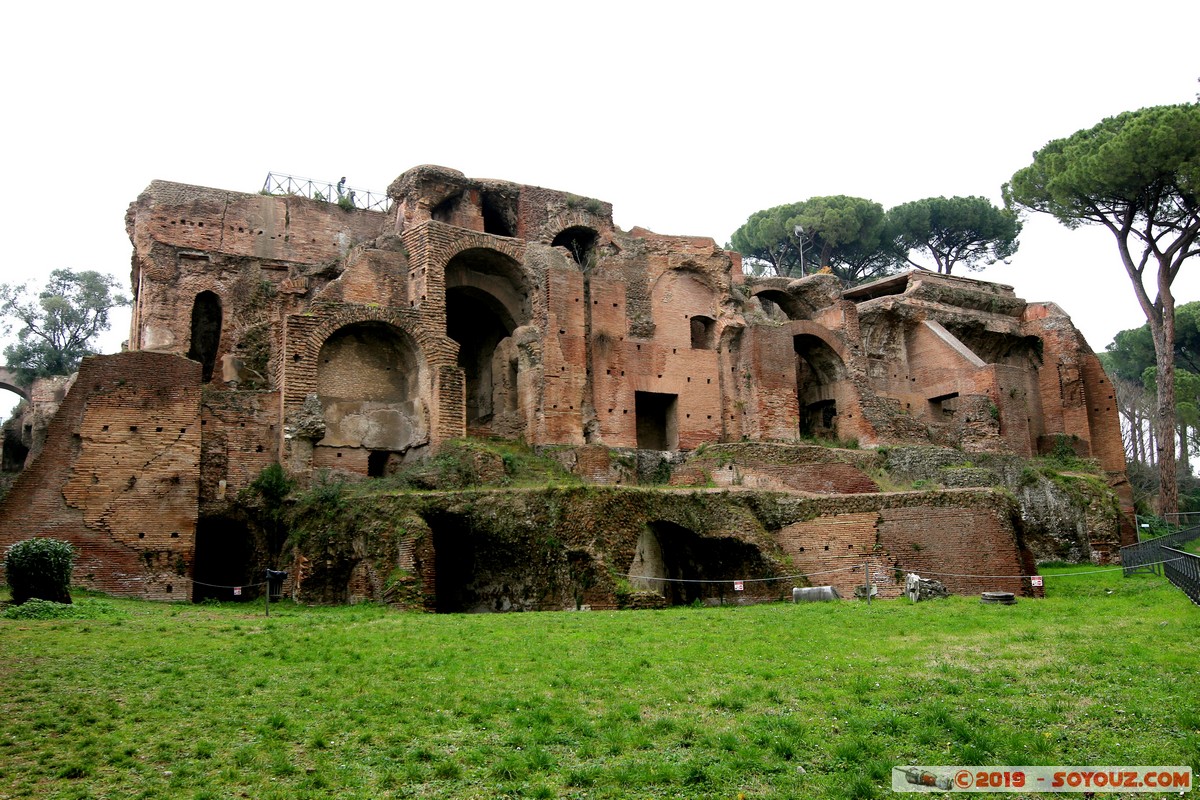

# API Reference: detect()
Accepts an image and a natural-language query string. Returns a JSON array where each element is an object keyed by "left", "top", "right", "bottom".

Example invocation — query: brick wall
[
  {"left": 0, "top": 352, "right": 201, "bottom": 600},
  {"left": 199, "top": 391, "right": 280, "bottom": 503},
  {"left": 777, "top": 513, "right": 893, "bottom": 598},
  {"left": 540, "top": 264, "right": 588, "bottom": 444},
  {"left": 774, "top": 492, "right": 1034, "bottom": 599},
  {"left": 877, "top": 503, "right": 1031, "bottom": 597}
]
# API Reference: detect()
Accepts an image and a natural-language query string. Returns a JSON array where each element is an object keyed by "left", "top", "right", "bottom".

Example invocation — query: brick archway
[
  {"left": 429, "top": 232, "right": 526, "bottom": 279},
  {"left": 787, "top": 320, "right": 850, "bottom": 366},
  {"left": 283, "top": 306, "right": 446, "bottom": 415},
  {"left": 0, "top": 368, "right": 30, "bottom": 403}
]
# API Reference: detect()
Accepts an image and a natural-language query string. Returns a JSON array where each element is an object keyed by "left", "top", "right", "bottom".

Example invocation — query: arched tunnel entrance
[
  {"left": 192, "top": 516, "right": 255, "bottom": 602},
  {"left": 426, "top": 511, "right": 547, "bottom": 613},
  {"left": 445, "top": 248, "right": 529, "bottom": 433},
  {"left": 428, "top": 512, "right": 477, "bottom": 613},
  {"left": 794, "top": 333, "right": 848, "bottom": 440},
  {"left": 628, "top": 521, "right": 774, "bottom": 606}
]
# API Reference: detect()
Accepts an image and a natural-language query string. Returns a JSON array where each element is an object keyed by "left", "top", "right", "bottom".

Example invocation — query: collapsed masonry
[{"left": 0, "top": 166, "right": 1130, "bottom": 607}]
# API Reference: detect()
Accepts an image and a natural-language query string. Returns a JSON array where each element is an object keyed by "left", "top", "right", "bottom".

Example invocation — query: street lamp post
[{"left": 793, "top": 224, "right": 807, "bottom": 276}]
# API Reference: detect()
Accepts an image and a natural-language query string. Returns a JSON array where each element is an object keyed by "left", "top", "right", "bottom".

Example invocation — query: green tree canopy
[
  {"left": 0, "top": 269, "right": 130, "bottom": 385},
  {"left": 731, "top": 195, "right": 898, "bottom": 283},
  {"left": 729, "top": 201, "right": 806, "bottom": 277},
  {"left": 793, "top": 195, "right": 895, "bottom": 283},
  {"left": 1005, "top": 103, "right": 1200, "bottom": 513},
  {"left": 1101, "top": 323, "right": 1157, "bottom": 384},
  {"left": 888, "top": 195, "right": 1021, "bottom": 275},
  {"left": 1103, "top": 301, "right": 1200, "bottom": 383}
]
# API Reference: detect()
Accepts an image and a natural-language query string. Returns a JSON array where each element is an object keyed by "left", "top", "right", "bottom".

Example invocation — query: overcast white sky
[{"left": 2, "top": 1, "right": 1198, "bottom": 418}]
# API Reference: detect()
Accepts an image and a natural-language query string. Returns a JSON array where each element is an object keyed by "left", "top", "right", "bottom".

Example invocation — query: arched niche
[
  {"left": 186, "top": 291, "right": 222, "bottom": 383},
  {"left": 690, "top": 315, "right": 716, "bottom": 350},
  {"left": 445, "top": 248, "right": 530, "bottom": 428},
  {"left": 551, "top": 226, "right": 598, "bottom": 267},
  {"left": 316, "top": 322, "right": 428, "bottom": 457}
]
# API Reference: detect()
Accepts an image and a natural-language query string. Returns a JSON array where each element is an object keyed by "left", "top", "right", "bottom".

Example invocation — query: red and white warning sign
[
  {"left": 233, "top": 587, "right": 242, "bottom": 596},
  {"left": 733, "top": 581, "right": 744, "bottom": 592},
  {"left": 1030, "top": 576, "right": 1043, "bottom": 588}
]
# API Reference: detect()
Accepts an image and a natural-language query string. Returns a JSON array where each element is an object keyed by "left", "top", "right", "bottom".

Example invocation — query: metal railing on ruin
[{"left": 261, "top": 172, "right": 392, "bottom": 213}]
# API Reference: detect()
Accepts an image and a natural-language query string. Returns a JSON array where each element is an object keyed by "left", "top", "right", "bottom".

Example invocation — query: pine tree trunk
[
  {"left": 1179, "top": 424, "right": 1191, "bottom": 478},
  {"left": 1152, "top": 309, "right": 1179, "bottom": 515}
]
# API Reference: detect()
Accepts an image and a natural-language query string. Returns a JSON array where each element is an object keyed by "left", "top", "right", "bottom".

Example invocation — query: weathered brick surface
[
  {"left": 0, "top": 353, "right": 200, "bottom": 599},
  {"left": 777, "top": 512, "right": 894, "bottom": 598},
  {"left": 774, "top": 491, "right": 1036, "bottom": 599},
  {"left": 200, "top": 390, "right": 279, "bottom": 503},
  {"left": 679, "top": 443, "right": 881, "bottom": 494}
]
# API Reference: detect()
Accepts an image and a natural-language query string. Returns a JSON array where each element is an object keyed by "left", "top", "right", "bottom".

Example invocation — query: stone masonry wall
[{"left": 289, "top": 485, "right": 1036, "bottom": 610}]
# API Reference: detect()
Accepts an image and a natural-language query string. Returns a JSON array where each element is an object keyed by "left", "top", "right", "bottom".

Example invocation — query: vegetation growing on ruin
[
  {"left": 564, "top": 193, "right": 604, "bottom": 215},
  {"left": 0, "top": 567, "right": 1196, "bottom": 799},
  {"left": 385, "top": 439, "right": 584, "bottom": 491},
  {"left": 233, "top": 322, "right": 272, "bottom": 389}
]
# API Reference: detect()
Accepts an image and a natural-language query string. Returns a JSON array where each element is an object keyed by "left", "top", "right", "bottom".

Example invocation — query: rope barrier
[
  {"left": 620, "top": 557, "right": 1188, "bottom": 585},
  {"left": 917, "top": 556, "right": 1187, "bottom": 580},
  {"left": 623, "top": 563, "right": 864, "bottom": 585},
  {"left": 163, "top": 576, "right": 269, "bottom": 590}
]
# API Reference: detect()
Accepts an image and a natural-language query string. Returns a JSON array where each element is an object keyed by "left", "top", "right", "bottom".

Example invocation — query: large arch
[
  {"left": 628, "top": 521, "right": 773, "bottom": 606},
  {"left": 316, "top": 321, "right": 429, "bottom": 465},
  {"left": 752, "top": 287, "right": 812, "bottom": 321},
  {"left": 786, "top": 320, "right": 851, "bottom": 365},
  {"left": 0, "top": 369, "right": 30, "bottom": 403},
  {"left": 793, "top": 328, "right": 850, "bottom": 440},
  {"left": 445, "top": 247, "right": 531, "bottom": 429}
]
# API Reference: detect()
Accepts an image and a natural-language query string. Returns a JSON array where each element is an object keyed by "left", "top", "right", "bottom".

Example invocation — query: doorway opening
[
  {"left": 635, "top": 391, "right": 678, "bottom": 450},
  {"left": 192, "top": 516, "right": 254, "bottom": 602}
]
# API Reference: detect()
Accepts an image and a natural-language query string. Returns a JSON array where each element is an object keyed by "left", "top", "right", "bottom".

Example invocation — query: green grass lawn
[{"left": 1, "top": 567, "right": 1197, "bottom": 800}]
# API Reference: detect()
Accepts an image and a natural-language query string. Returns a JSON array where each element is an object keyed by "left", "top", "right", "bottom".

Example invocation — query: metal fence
[
  {"left": 1161, "top": 547, "right": 1200, "bottom": 606},
  {"left": 261, "top": 172, "right": 392, "bottom": 213},
  {"left": 1121, "top": 525, "right": 1200, "bottom": 576},
  {"left": 1165, "top": 512, "right": 1200, "bottom": 528}
]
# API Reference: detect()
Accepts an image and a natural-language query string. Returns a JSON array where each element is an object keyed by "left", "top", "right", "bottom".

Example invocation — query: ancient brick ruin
[{"left": 0, "top": 166, "right": 1130, "bottom": 607}]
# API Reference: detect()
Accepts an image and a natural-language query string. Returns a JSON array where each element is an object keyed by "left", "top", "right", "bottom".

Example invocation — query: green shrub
[
  {"left": 2, "top": 598, "right": 83, "bottom": 619},
  {"left": 4, "top": 538, "right": 75, "bottom": 605},
  {"left": 3, "top": 597, "right": 123, "bottom": 620},
  {"left": 250, "top": 463, "right": 295, "bottom": 509}
]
